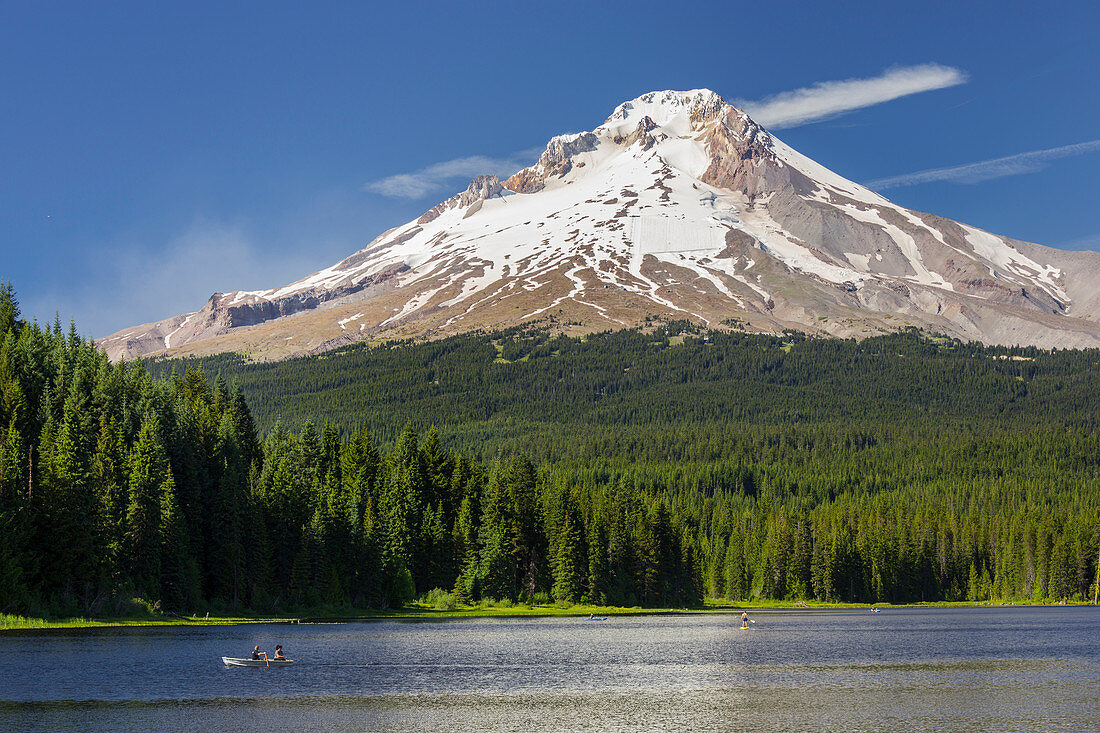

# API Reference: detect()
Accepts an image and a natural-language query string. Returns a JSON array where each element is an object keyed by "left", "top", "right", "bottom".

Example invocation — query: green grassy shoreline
[{"left": 3, "top": 599, "right": 1091, "bottom": 632}]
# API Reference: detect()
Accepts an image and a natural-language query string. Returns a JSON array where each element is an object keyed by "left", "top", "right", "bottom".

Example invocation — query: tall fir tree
[{"left": 125, "top": 416, "right": 170, "bottom": 601}]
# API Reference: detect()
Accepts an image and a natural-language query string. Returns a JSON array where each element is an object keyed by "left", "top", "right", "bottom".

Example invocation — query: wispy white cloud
[
  {"left": 365, "top": 66, "right": 965, "bottom": 198},
  {"left": 366, "top": 148, "right": 543, "bottom": 199},
  {"left": 866, "top": 140, "right": 1100, "bottom": 190},
  {"left": 27, "top": 221, "right": 329, "bottom": 338},
  {"left": 738, "top": 64, "right": 967, "bottom": 129}
]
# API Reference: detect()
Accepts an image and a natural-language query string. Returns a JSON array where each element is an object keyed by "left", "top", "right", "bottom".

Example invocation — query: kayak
[
  {"left": 221, "top": 657, "right": 295, "bottom": 667},
  {"left": 583, "top": 617, "right": 608, "bottom": 621}
]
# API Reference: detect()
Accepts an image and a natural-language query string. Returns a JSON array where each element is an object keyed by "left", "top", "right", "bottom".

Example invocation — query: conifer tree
[
  {"left": 126, "top": 416, "right": 169, "bottom": 601},
  {"left": 506, "top": 454, "right": 541, "bottom": 599},
  {"left": 551, "top": 506, "right": 583, "bottom": 604},
  {"left": 43, "top": 368, "right": 100, "bottom": 604},
  {"left": 382, "top": 423, "right": 427, "bottom": 589},
  {"left": 421, "top": 426, "right": 451, "bottom": 511},
  {"left": 0, "top": 280, "right": 20, "bottom": 337},
  {"left": 587, "top": 510, "right": 610, "bottom": 605},
  {"left": 0, "top": 512, "right": 29, "bottom": 613},
  {"left": 159, "top": 472, "right": 197, "bottom": 611},
  {"left": 478, "top": 519, "right": 514, "bottom": 601},
  {"left": 724, "top": 534, "right": 745, "bottom": 601},
  {"left": 452, "top": 494, "right": 479, "bottom": 604},
  {"left": 93, "top": 415, "right": 127, "bottom": 579},
  {"left": 342, "top": 427, "right": 379, "bottom": 529},
  {"left": 0, "top": 421, "right": 26, "bottom": 511},
  {"left": 208, "top": 414, "right": 245, "bottom": 605}
]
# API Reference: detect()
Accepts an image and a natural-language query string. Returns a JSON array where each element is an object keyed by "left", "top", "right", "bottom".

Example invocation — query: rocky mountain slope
[{"left": 99, "top": 89, "right": 1100, "bottom": 360}]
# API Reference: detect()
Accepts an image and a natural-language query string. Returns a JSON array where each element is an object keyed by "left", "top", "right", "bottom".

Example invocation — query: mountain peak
[
  {"left": 603, "top": 89, "right": 730, "bottom": 131},
  {"left": 98, "top": 88, "right": 1100, "bottom": 360}
]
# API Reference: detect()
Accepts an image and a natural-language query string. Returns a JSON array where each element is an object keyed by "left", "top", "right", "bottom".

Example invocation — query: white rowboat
[{"left": 221, "top": 656, "right": 295, "bottom": 667}]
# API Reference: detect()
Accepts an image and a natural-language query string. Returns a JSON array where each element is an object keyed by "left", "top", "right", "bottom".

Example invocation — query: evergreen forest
[{"left": 2, "top": 281, "right": 1099, "bottom": 617}]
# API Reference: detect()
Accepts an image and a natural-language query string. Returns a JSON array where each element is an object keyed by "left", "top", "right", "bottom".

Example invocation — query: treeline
[
  {"left": 0, "top": 285, "right": 701, "bottom": 614},
  {"left": 2, "top": 283, "right": 1099, "bottom": 616},
  {"left": 152, "top": 322, "right": 1100, "bottom": 441}
]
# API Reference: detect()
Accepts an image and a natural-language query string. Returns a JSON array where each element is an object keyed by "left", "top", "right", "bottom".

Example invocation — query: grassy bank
[
  {"left": 4, "top": 598, "right": 1092, "bottom": 632},
  {"left": 0, "top": 603, "right": 674, "bottom": 631},
  {"left": 0, "top": 612, "right": 292, "bottom": 632}
]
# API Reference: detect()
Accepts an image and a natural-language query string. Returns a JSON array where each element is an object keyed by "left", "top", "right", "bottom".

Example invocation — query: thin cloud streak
[
  {"left": 866, "top": 140, "right": 1100, "bottom": 189},
  {"left": 366, "top": 65, "right": 966, "bottom": 200},
  {"left": 739, "top": 64, "right": 967, "bottom": 129},
  {"left": 27, "top": 221, "right": 329, "bottom": 338},
  {"left": 366, "top": 149, "right": 543, "bottom": 199}
]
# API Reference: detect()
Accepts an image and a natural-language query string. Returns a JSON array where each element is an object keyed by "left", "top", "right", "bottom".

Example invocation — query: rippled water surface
[{"left": 2, "top": 607, "right": 1097, "bottom": 731}]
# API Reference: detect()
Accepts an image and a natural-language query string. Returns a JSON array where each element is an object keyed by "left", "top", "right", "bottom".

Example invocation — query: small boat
[
  {"left": 221, "top": 656, "right": 295, "bottom": 667},
  {"left": 868, "top": 608, "right": 881, "bottom": 613},
  {"left": 583, "top": 616, "right": 608, "bottom": 621}
]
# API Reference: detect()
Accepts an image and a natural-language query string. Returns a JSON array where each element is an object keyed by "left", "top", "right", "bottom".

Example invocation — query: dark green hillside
[
  {"left": 150, "top": 324, "right": 1100, "bottom": 467},
  {"left": 141, "top": 323, "right": 1100, "bottom": 607},
  {"left": 3, "top": 274, "right": 1098, "bottom": 619}
]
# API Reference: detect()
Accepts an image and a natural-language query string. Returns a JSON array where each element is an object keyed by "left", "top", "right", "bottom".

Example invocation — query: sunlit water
[{"left": 2, "top": 608, "right": 1097, "bottom": 731}]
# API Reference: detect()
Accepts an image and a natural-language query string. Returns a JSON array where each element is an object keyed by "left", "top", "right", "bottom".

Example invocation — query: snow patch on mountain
[{"left": 97, "top": 89, "right": 1100, "bottom": 359}]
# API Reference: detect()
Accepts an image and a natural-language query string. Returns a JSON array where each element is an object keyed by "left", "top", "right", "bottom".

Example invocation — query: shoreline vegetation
[
  {"left": 2, "top": 285, "right": 1098, "bottom": 634},
  {"left": 3, "top": 597, "right": 1093, "bottom": 632}
]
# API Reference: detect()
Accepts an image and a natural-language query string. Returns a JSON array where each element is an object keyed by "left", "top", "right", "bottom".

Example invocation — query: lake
[{"left": 2, "top": 607, "right": 1097, "bottom": 732}]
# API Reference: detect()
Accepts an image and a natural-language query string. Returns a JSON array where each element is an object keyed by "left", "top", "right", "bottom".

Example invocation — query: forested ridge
[
  {"left": 155, "top": 323, "right": 1100, "bottom": 439},
  {"left": 2, "top": 281, "right": 1099, "bottom": 617}
]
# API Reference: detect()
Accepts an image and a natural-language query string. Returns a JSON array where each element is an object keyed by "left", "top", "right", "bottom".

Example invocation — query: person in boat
[
  {"left": 740, "top": 611, "right": 749, "bottom": 629},
  {"left": 274, "top": 645, "right": 286, "bottom": 660},
  {"left": 251, "top": 645, "right": 264, "bottom": 661}
]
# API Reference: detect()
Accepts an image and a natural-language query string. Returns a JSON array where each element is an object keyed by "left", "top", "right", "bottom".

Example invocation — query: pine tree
[
  {"left": 342, "top": 427, "right": 379, "bottom": 529},
  {"left": 355, "top": 492, "right": 384, "bottom": 608},
  {"left": 724, "top": 534, "right": 745, "bottom": 601},
  {"left": 551, "top": 503, "right": 583, "bottom": 604},
  {"left": 506, "top": 454, "right": 541, "bottom": 600},
  {"left": 126, "top": 416, "right": 169, "bottom": 601},
  {"left": 93, "top": 415, "right": 127, "bottom": 582},
  {"left": 587, "top": 510, "right": 609, "bottom": 605},
  {"left": 241, "top": 472, "right": 274, "bottom": 609},
  {"left": 0, "top": 511, "right": 29, "bottom": 613},
  {"left": 452, "top": 494, "right": 479, "bottom": 604},
  {"left": 0, "top": 421, "right": 26, "bottom": 512},
  {"left": 208, "top": 414, "right": 245, "bottom": 605},
  {"left": 421, "top": 426, "right": 452, "bottom": 511},
  {"left": 43, "top": 368, "right": 100, "bottom": 605},
  {"left": 382, "top": 423, "right": 427, "bottom": 590},
  {"left": 159, "top": 473, "right": 197, "bottom": 611},
  {"left": 787, "top": 519, "right": 812, "bottom": 599},
  {"left": 0, "top": 280, "right": 21, "bottom": 337},
  {"left": 1092, "top": 541, "right": 1099, "bottom": 606},
  {"left": 477, "top": 519, "right": 514, "bottom": 601}
]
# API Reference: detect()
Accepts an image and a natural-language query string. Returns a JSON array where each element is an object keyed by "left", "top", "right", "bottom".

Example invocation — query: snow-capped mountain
[{"left": 100, "top": 89, "right": 1100, "bottom": 360}]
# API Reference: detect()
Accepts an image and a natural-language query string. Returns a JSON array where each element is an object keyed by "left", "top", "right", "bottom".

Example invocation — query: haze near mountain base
[{"left": 100, "top": 90, "right": 1100, "bottom": 360}]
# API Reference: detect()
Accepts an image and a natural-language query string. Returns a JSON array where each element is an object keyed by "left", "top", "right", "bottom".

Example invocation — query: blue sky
[{"left": 3, "top": 0, "right": 1098, "bottom": 336}]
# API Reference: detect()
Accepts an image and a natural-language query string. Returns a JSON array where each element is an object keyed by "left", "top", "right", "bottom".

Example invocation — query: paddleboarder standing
[{"left": 740, "top": 611, "right": 749, "bottom": 629}]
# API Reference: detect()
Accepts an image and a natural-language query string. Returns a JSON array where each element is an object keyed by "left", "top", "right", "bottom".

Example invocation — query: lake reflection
[{"left": 2, "top": 608, "right": 1097, "bottom": 732}]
